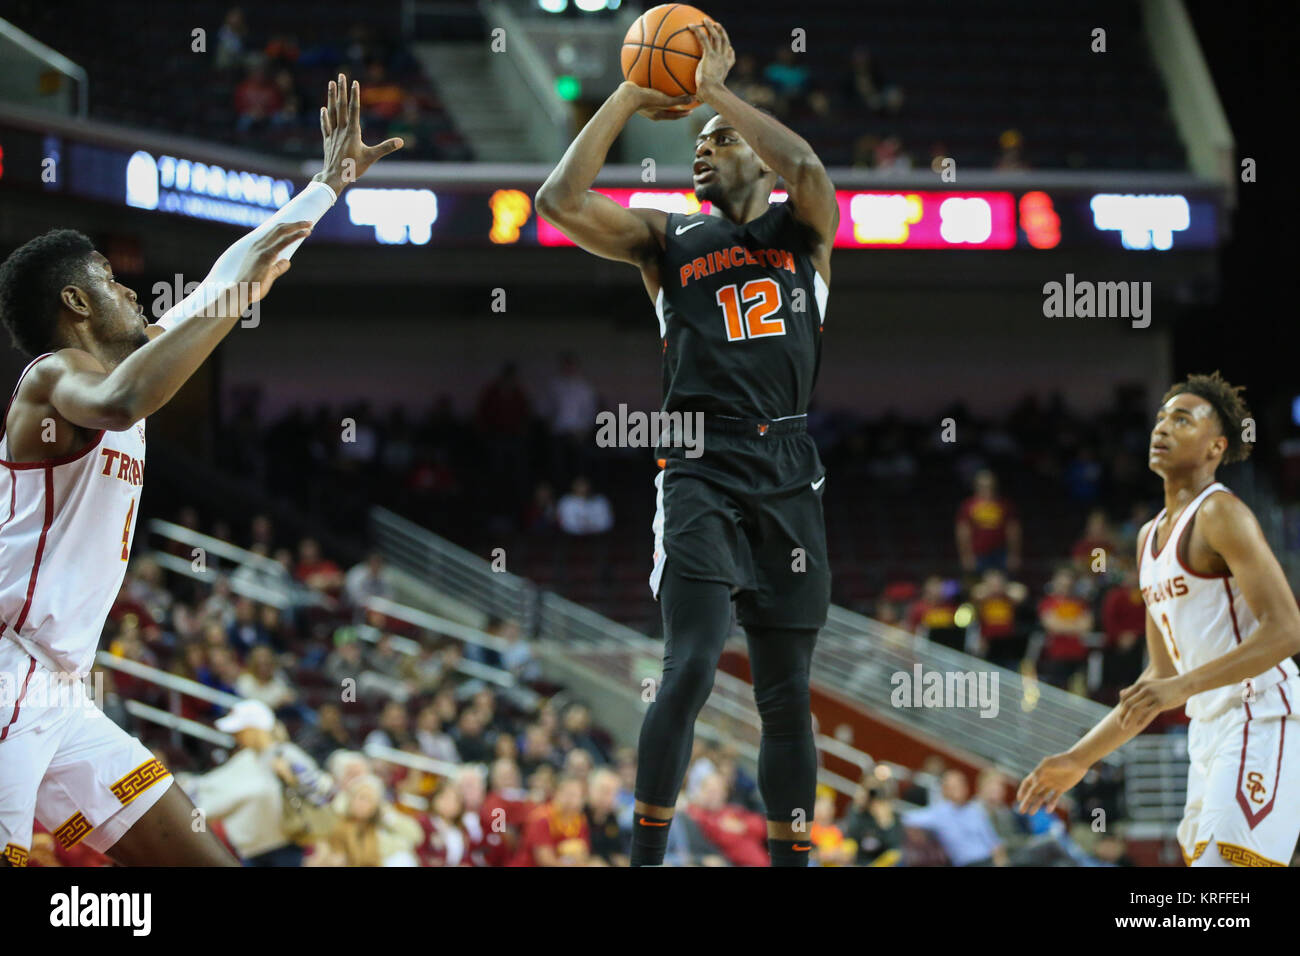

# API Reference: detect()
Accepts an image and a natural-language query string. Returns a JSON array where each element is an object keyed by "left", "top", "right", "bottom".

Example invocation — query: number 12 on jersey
[{"left": 716, "top": 279, "right": 786, "bottom": 341}]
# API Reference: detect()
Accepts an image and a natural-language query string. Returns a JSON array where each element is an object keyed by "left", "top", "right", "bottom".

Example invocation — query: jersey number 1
[
  {"left": 716, "top": 279, "right": 785, "bottom": 342},
  {"left": 1159, "top": 612, "right": 1181, "bottom": 661}
]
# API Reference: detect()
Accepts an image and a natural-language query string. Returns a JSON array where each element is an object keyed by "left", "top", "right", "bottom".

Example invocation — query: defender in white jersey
[
  {"left": 0, "top": 75, "right": 401, "bottom": 867},
  {"left": 1019, "top": 372, "right": 1300, "bottom": 867}
]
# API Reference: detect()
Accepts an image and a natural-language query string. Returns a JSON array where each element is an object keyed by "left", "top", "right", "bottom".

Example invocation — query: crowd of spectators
[
  {"left": 18, "top": 497, "right": 1141, "bottom": 867},
  {"left": 217, "top": 6, "right": 467, "bottom": 159},
  {"left": 878, "top": 465, "right": 1177, "bottom": 719},
  {"left": 724, "top": 43, "right": 1029, "bottom": 175},
  {"left": 218, "top": 376, "right": 1202, "bottom": 619},
  {"left": 208, "top": 373, "right": 1293, "bottom": 703}
]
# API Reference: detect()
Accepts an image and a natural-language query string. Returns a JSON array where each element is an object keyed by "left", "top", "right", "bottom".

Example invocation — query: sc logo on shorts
[{"left": 1245, "top": 771, "right": 1268, "bottom": 805}]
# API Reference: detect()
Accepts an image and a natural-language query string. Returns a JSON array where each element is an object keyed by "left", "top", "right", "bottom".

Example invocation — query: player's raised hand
[
  {"left": 617, "top": 80, "right": 697, "bottom": 120},
  {"left": 234, "top": 221, "right": 313, "bottom": 307},
  {"left": 691, "top": 22, "right": 735, "bottom": 99},
  {"left": 1016, "top": 751, "right": 1088, "bottom": 816},
  {"left": 316, "top": 74, "right": 405, "bottom": 194}
]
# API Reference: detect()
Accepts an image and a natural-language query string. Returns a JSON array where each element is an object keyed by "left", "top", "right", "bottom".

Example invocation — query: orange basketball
[{"left": 621, "top": 4, "right": 717, "bottom": 99}]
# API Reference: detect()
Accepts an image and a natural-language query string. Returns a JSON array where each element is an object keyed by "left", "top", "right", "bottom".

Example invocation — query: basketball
[{"left": 621, "top": 3, "right": 717, "bottom": 103}]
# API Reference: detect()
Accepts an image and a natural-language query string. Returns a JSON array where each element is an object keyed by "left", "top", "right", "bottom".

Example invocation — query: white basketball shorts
[
  {"left": 0, "top": 639, "right": 172, "bottom": 865},
  {"left": 1179, "top": 675, "right": 1300, "bottom": 867}
]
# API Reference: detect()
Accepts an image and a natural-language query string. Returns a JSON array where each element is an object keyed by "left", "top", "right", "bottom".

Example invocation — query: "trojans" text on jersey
[
  {"left": 99, "top": 448, "right": 143, "bottom": 487},
  {"left": 1142, "top": 575, "right": 1188, "bottom": 606}
]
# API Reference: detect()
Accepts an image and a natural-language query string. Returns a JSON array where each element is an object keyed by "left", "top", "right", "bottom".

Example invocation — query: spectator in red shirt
[
  {"left": 482, "top": 758, "right": 535, "bottom": 848},
  {"left": 476, "top": 361, "right": 532, "bottom": 437},
  {"left": 971, "top": 568, "right": 1027, "bottom": 669},
  {"left": 1098, "top": 561, "right": 1147, "bottom": 704},
  {"left": 1071, "top": 508, "right": 1119, "bottom": 576},
  {"left": 509, "top": 775, "right": 592, "bottom": 866},
  {"left": 456, "top": 766, "right": 509, "bottom": 867},
  {"left": 956, "top": 470, "right": 1022, "bottom": 575},
  {"left": 295, "top": 537, "right": 344, "bottom": 596},
  {"left": 418, "top": 783, "right": 472, "bottom": 866},
  {"left": 685, "top": 772, "right": 769, "bottom": 867},
  {"left": 476, "top": 362, "right": 532, "bottom": 515},
  {"left": 905, "top": 575, "right": 958, "bottom": 635},
  {"left": 234, "top": 61, "right": 283, "bottom": 133},
  {"left": 1036, "top": 568, "right": 1095, "bottom": 690},
  {"left": 360, "top": 60, "right": 406, "bottom": 122}
]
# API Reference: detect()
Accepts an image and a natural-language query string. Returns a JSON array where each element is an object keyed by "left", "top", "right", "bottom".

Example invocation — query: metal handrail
[
  {"left": 147, "top": 519, "right": 332, "bottom": 609},
  {"left": 148, "top": 518, "right": 284, "bottom": 575},
  {"left": 815, "top": 605, "right": 1123, "bottom": 776},
  {"left": 96, "top": 651, "right": 242, "bottom": 708},
  {"left": 371, "top": 507, "right": 537, "bottom": 633},
  {"left": 351, "top": 598, "right": 539, "bottom": 702},
  {"left": 362, "top": 741, "right": 462, "bottom": 778},
  {"left": 364, "top": 595, "right": 513, "bottom": 654},
  {"left": 149, "top": 550, "right": 294, "bottom": 610},
  {"left": 0, "top": 19, "right": 88, "bottom": 116},
  {"left": 124, "top": 700, "right": 235, "bottom": 747}
]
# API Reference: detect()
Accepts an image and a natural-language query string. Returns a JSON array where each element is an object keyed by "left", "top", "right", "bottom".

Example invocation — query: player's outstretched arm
[
  {"left": 37, "top": 222, "right": 311, "bottom": 431},
  {"left": 1017, "top": 522, "right": 1177, "bottom": 814},
  {"left": 535, "top": 83, "right": 691, "bottom": 267},
  {"left": 150, "top": 75, "right": 403, "bottom": 337},
  {"left": 691, "top": 23, "right": 838, "bottom": 267},
  {"left": 1118, "top": 494, "right": 1300, "bottom": 728}
]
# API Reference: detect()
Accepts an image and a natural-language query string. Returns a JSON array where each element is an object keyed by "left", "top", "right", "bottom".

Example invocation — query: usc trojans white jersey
[
  {"left": 1139, "top": 481, "right": 1299, "bottom": 721},
  {"left": 0, "top": 353, "right": 145, "bottom": 677}
]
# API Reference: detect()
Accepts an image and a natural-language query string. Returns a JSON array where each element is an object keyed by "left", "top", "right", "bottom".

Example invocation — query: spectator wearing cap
[{"left": 187, "top": 700, "right": 325, "bottom": 866}]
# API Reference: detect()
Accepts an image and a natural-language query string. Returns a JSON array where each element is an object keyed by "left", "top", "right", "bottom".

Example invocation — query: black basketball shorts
[{"left": 649, "top": 416, "right": 830, "bottom": 630}]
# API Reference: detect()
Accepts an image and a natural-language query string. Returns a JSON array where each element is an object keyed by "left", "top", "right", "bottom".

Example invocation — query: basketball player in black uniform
[{"left": 535, "top": 22, "right": 838, "bottom": 866}]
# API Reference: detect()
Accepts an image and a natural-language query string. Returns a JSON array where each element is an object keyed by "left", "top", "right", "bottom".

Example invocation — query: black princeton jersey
[{"left": 655, "top": 201, "right": 829, "bottom": 420}]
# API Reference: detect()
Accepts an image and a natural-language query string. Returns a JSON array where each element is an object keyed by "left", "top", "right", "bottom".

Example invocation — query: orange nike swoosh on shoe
[
  {"left": 792, "top": 844, "right": 811, "bottom": 851},
  {"left": 639, "top": 817, "right": 670, "bottom": 827}
]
